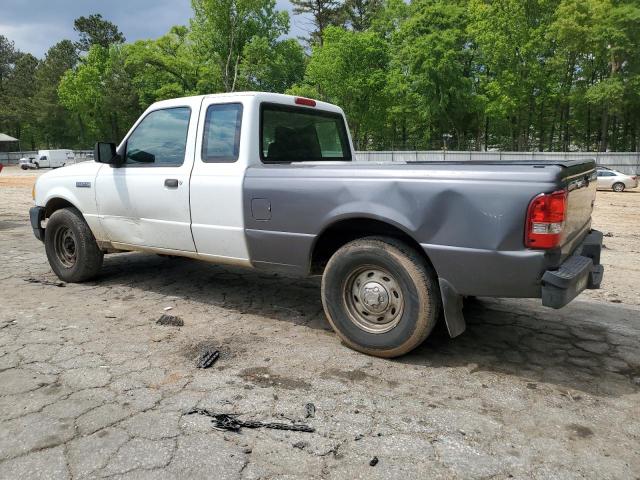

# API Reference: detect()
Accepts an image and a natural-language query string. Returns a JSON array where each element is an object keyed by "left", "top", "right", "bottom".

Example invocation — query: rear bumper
[
  {"left": 541, "top": 230, "right": 603, "bottom": 308},
  {"left": 29, "top": 206, "right": 45, "bottom": 242}
]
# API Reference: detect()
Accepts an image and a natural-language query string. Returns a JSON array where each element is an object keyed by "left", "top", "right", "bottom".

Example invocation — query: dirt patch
[{"left": 239, "top": 366, "right": 312, "bottom": 390}]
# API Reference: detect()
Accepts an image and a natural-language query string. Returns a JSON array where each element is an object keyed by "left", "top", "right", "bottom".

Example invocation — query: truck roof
[{"left": 148, "top": 91, "right": 343, "bottom": 115}]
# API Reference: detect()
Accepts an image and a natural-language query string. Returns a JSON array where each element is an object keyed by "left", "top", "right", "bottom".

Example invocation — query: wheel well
[
  {"left": 44, "top": 198, "right": 75, "bottom": 218},
  {"left": 310, "top": 218, "right": 434, "bottom": 275}
]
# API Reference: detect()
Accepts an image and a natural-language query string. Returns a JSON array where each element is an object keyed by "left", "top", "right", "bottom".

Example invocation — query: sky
[{"left": 0, "top": 0, "right": 308, "bottom": 58}]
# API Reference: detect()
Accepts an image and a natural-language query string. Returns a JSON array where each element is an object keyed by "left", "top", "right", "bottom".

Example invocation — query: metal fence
[
  {"left": 0, "top": 150, "right": 93, "bottom": 165},
  {"left": 1, "top": 150, "right": 639, "bottom": 175},
  {"left": 355, "top": 151, "right": 640, "bottom": 175}
]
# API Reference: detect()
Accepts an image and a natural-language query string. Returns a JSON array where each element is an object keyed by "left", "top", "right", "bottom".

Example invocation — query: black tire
[
  {"left": 21, "top": 165, "right": 27, "bottom": 170},
  {"left": 612, "top": 182, "right": 625, "bottom": 193},
  {"left": 35, "top": 162, "right": 39, "bottom": 169},
  {"left": 321, "top": 236, "right": 441, "bottom": 358},
  {"left": 44, "top": 207, "right": 104, "bottom": 282}
]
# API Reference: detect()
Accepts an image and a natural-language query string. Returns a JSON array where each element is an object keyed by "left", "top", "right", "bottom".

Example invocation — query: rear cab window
[
  {"left": 260, "top": 103, "right": 351, "bottom": 163},
  {"left": 201, "top": 103, "right": 243, "bottom": 163}
]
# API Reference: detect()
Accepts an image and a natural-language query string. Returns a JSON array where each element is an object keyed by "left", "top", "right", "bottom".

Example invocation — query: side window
[
  {"left": 202, "top": 103, "right": 243, "bottom": 163},
  {"left": 125, "top": 107, "right": 191, "bottom": 167}
]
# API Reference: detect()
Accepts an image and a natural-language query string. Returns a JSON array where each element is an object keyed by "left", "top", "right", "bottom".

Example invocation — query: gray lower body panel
[
  {"left": 245, "top": 228, "right": 314, "bottom": 275},
  {"left": 421, "top": 243, "right": 549, "bottom": 297}
]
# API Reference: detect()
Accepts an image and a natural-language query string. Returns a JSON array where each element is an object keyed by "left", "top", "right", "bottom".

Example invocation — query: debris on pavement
[
  {"left": 304, "top": 402, "right": 316, "bottom": 418},
  {"left": 293, "top": 441, "right": 309, "bottom": 450},
  {"left": 370, "top": 456, "right": 379, "bottom": 466},
  {"left": 156, "top": 314, "right": 184, "bottom": 326},
  {"left": 604, "top": 232, "right": 614, "bottom": 237},
  {"left": 164, "top": 306, "right": 173, "bottom": 311},
  {"left": 196, "top": 348, "right": 220, "bottom": 368},
  {"left": 186, "top": 409, "right": 315, "bottom": 433},
  {"left": 25, "top": 277, "right": 65, "bottom": 287}
]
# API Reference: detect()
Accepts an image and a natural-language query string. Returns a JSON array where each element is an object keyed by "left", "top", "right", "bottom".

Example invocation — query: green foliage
[
  {"left": 190, "top": 0, "right": 289, "bottom": 91},
  {"left": 73, "top": 14, "right": 126, "bottom": 52},
  {"left": 2, "top": 0, "right": 640, "bottom": 151},
  {"left": 238, "top": 38, "right": 306, "bottom": 92},
  {"left": 59, "top": 45, "right": 139, "bottom": 143},
  {"left": 292, "top": 26, "right": 389, "bottom": 148},
  {"left": 291, "top": 0, "right": 343, "bottom": 45}
]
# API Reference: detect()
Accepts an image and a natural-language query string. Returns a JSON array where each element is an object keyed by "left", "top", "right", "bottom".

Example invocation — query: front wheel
[
  {"left": 34, "top": 162, "right": 39, "bottom": 169},
  {"left": 44, "top": 207, "right": 104, "bottom": 282},
  {"left": 612, "top": 182, "right": 625, "bottom": 193},
  {"left": 21, "top": 165, "right": 27, "bottom": 170},
  {"left": 321, "top": 237, "right": 441, "bottom": 358}
]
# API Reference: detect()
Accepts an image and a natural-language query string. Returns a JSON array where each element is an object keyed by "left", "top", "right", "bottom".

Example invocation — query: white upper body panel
[{"left": 33, "top": 92, "right": 352, "bottom": 258}]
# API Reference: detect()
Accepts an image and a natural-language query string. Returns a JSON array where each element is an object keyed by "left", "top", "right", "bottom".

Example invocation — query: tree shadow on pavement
[{"left": 97, "top": 252, "right": 640, "bottom": 397}]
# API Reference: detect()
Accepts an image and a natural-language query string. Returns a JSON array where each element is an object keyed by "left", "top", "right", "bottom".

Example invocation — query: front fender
[{"left": 35, "top": 167, "right": 106, "bottom": 242}]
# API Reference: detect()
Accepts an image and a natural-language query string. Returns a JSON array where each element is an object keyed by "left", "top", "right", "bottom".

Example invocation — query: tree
[
  {"left": 190, "top": 0, "right": 289, "bottom": 92},
  {"left": 0, "top": 52, "right": 38, "bottom": 146},
  {"left": 343, "top": 0, "right": 383, "bottom": 31},
  {"left": 59, "top": 45, "right": 139, "bottom": 144},
  {"left": 238, "top": 37, "right": 306, "bottom": 92},
  {"left": 291, "top": 0, "right": 343, "bottom": 45},
  {"left": 0, "top": 35, "right": 19, "bottom": 93},
  {"left": 74, "top": 14, "right": 125, "bottom": 52},
  {"left": 124, "top": 26, "right": 203, "bottom": 105},
  {"left": 34, "top": 40, "right": 80, "bottom": 148},
  {"left": 388, "top": 0, "right": 481, "bottom": 149},
  {"left": 291, "top": 26, "right": 389, "bottom": 148}
]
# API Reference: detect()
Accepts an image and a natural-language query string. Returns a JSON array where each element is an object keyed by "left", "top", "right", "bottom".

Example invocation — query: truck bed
[{"left": 243, "top": 158, "right": 597, "bottom": 298}]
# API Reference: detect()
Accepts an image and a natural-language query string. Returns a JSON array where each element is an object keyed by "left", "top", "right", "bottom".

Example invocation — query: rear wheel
[
  {"left": 21, "top": 165, "right": 27, "bottom": 170},
  {"left": 612, "top": 182, "right": 625, "bottom": 193},
  {"left": 321, "top": 236, "right": 441, "bottom": 358},
  {"left": 44, "top": 207, "right": 104, "bottom": 282}
]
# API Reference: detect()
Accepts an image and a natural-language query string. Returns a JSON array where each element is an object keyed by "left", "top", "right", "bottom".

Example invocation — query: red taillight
[
  {"left": 294, "top": 97, "right": 316, "bottom": 107},
  {"left": 525, "top": 190, "right": 567, "bottom": 249}
]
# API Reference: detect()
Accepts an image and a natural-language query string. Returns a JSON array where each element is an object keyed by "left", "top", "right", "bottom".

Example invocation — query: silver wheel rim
[
  {"left": 613, "top": 183, "right": 624, "bottom": 192},
  {"left": 54, "top": 226, "right": 77, "bottom": 268},
  {"left": 343, "top": 265, "right": 404, "bottom": 334}
]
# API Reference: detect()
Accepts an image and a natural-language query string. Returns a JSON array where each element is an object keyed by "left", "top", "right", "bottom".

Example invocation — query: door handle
[{"left": 164, "top": 179, "right": 179, "bottom": 188}]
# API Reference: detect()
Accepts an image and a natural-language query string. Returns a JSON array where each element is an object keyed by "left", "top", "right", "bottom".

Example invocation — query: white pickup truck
[{"left": 30, "top": 92, "right": 603, "bottom": 357}]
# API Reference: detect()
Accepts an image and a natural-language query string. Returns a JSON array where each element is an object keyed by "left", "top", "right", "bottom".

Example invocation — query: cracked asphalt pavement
[{"left": 1, "top": 168, "right": 639, "bottom": 479}]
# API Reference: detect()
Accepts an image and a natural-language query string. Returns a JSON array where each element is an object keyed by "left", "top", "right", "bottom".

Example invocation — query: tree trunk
[
  {"left": 538, "top": 100, "right": 545, "bottom": 151},
  {"left": 599, "top": 106, "right": 609, "bottom": 152},
  {"left": 586, "top": 106, "right": 591, "bottom": 151},
  {"left": 484, "top": 116, "right": 489, "bottom": 151}
]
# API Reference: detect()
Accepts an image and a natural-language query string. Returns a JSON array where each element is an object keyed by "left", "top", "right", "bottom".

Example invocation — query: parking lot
[{"left": 1, "top": 166, "right": 639, "bottom": 479}]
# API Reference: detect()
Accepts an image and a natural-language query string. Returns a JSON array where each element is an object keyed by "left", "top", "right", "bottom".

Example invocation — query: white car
[
  {"left": 596, "top": 168, "right": 638, "bottom": 192},
  {"left": 19, "top": 157, "right": 39, "bottom": 170}
]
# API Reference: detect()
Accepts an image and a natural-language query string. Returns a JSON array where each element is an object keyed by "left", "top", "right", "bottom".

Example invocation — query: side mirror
[{"left": 94, "top": 142, "right": 122, "bottom": 165}]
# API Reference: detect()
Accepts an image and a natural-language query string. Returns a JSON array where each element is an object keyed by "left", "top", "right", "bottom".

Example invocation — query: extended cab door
[
  {"left": 189, "top": 97, "right": 251, "bottom": 264},
  {"left": 95, "top": 99, "right": 200, "bottom": 252}
]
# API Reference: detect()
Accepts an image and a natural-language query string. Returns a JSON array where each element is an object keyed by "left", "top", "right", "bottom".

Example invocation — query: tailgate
[{"left": 560, "top": 160, "right": 597, "bottom": 247}]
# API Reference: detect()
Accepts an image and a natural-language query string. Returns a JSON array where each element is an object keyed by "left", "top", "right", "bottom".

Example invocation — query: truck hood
[{"left": 37, "top": 160, "right": 101, "bottom": 180}]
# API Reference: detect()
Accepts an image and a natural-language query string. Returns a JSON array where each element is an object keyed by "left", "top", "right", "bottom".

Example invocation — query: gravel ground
[{"left": 0, "top": 166, "right": 639, "bottom": 479}]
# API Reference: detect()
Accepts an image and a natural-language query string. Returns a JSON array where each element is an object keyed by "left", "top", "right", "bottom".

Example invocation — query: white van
[{"left": 20, "top": 149, "right": 74, "bottom": 169}]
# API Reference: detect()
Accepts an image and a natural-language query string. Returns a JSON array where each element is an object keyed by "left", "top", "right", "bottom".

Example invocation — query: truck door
[
  {"left": 37, "top": 154, "right": 50, "bottom": 168},
  {"left": 189, "top": 98, "right": 250, "bottom": 264},
  {"left": 95, "top": 101, "right": 200, "bottom": 252}
]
